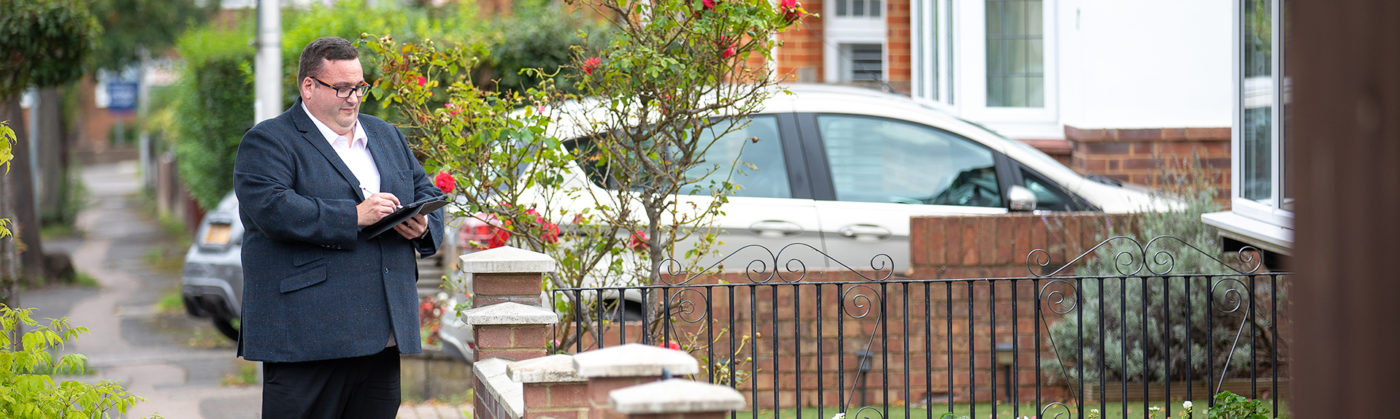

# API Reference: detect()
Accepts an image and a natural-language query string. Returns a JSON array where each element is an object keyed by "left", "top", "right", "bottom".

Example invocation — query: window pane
[
  {"left": 1022, "top": 169, "right": 1073, "bottom": 211},
  {"left": 1241, "top": 0, "right": 1273, "bottom": 202},
  {"left": 986, "top": 0, "right": 1045, "bottom": 108},
  {"left": 818, "top": 115, "right": 1002, "bottom": 207},
  {"left": 841, "top": 43, "right": 885, "bottom": 82},
  {"left": 682, "top": 116, "right": 791, "bottom": 199},
  {"left": 871, "top": 0, "right": 882, "bottom": 17}
]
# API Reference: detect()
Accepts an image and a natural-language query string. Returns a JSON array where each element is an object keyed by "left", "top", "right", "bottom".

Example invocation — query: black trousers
[{"left": 262, "top": 347, "right": 401, "bottom": 419}]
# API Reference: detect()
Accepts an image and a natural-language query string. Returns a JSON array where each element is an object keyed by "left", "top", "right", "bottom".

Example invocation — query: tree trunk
[
  {"left": 36, "top": 87, "right": 65, "bottom": 223},
  {"left": 0, "top": 96, "right": 47, "bottom": 286}
]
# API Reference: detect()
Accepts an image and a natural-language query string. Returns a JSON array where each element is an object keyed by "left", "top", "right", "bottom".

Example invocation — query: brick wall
[
  {"left": 885, "top": 0, "right": 911, "bottom": 91},
  {"left": 1065, "top": 125, "right": 1232, "bottom": 206},
  {"left": 776, "top": 0, "right": 825, "bottom": 83}
]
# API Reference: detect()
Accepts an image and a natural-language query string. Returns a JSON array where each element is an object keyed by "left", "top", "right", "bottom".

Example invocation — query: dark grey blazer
[{"left": 233, "top": 100, "right": 444, "bottom": 363}]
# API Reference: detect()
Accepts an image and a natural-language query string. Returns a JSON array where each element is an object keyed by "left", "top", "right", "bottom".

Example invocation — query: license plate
[{"left": 204, "top": 223, "right": 231, "bottom": 245}]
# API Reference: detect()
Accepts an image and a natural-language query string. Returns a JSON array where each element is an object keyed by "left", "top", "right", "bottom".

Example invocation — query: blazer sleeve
[{"left": 234, "top": 125, "right": 360, "bottom": 250}]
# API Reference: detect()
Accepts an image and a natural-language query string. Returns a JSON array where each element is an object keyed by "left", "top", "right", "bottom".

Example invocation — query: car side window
[
  {"left": 1021, "top": 168, "right": 1075, "bottom": 211},
  {"left": 680, "top": 116, "right": 790, "bottom": 198},
  {"left": 817, "top": 114, "right": 1002, "bottom": 207},
  {"left": 567, "top": 116, "right": 791, "bottom": 199}
]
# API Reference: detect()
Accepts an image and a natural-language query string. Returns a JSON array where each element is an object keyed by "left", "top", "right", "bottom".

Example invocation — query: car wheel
[{"left": 213, "top": 317, "right": 240, "bottom": 341}]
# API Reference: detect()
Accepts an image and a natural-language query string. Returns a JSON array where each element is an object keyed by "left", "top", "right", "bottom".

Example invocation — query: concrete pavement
[{"left": 21, "top": 161, "right": 470, "bottom": 418}]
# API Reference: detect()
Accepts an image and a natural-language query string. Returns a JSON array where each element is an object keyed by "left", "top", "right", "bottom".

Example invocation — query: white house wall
[{"left": 1057, "top": 0, "right": 1232, "bottom": 130}]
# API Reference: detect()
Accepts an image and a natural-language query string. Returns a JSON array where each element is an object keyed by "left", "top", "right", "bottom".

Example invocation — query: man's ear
[{"left": 299, "top": 77, "right": 314, "bottom": 100}]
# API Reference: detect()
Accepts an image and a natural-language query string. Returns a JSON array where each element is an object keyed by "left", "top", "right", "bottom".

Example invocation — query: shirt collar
[{"left": 301, "top": 102, "right": 368, "bottom": 149}]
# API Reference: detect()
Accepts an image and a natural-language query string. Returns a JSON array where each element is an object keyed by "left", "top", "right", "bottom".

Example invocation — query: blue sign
[{"left": 107, "top": 81, "right": 138, "bottom": 114}]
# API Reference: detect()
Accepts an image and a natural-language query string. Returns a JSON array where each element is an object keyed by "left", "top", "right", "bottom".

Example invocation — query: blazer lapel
[
  {"left": 289, "top": 100, "right": 365, "bottom": 200},
  {"left": 364, "top": 122, "right": 401, "bottom": 198}
]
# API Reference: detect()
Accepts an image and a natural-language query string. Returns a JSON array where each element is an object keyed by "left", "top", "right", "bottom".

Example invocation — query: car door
[
  {"left": 800, "top": 113, "right": 1009, "bottom": 274},
  {"left": 673, "top": 114, "right": 830, "bottom": 274}
]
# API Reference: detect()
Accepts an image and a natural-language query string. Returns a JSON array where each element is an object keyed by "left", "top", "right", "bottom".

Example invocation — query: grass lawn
[{"left": 734, "top": 399, "right": 1289, "bottom": 418}]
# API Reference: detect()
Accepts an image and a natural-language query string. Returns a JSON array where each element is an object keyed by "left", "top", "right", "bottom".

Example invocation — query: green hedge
[{"left": 172, "top": 22, "right": 254, "bottom": 210}]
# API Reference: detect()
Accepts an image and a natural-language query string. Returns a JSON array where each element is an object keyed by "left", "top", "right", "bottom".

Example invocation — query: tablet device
[{"left": 359, "top": 195, "right": 449, "bottom": 240}]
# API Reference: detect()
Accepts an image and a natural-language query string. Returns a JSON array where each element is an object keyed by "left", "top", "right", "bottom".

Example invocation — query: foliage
[
  {"left": 367, "top": 0, "right": 810, "bottom": 349},
  {"left": 0, "top": 0, "right": 102, "bottom": 97},
  {"left": 170, "top": 22, "right": 255, "bottom": 210},
  {"left": 0, "top": 306, "right": 144, "bottom": 418},
  {"left": 0, "top": 121, "right": 11, "bottom": 239},
  {"left": 487, "top": 1, "right": 612, "bottom": 95},
  {"left": 282, "top": 0, "right": 492, "bottom": 122},
  {"left": 1043, "top": 156, "right": 1284, "bottom": 386},
  {"left": 88, "top": 0, "right": 215, "bottom": 71},
  {"left": 1206, "top": 391, "right": 1269, "bottom": 419}
]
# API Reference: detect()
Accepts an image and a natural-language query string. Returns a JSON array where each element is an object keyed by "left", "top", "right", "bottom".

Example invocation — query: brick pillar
[
  {"left": 509, "top": 354, "right": 589, "bottom": 419},
  {"left": 461, "top": 246, "right": 557, "bottom": 308},
  {"left": 609, "top": 379, "right": 746, "bottom": 419},
  {"left": 571, "top": 344, "right": 700, "bottom": 419},
  {"left": 462, "top": 302, "right": 558, "bottom": 363}
]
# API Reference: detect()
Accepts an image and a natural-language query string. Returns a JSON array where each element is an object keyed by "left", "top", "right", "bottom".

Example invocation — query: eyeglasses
[{"left": 310, "top": 76, "right": 370, "bottom": 98}]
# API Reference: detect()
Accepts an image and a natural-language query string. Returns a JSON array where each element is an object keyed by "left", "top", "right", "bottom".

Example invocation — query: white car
[{"left": 436, "top": 84, "right": 1172, "bottom": 361}]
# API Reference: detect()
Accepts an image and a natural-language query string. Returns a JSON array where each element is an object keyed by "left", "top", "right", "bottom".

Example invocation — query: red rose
[
  {"left": 660, "top": 341, "right": 681, "bottom": 351},
  {"left": 627, "top": 230, "right": 649, "bottom": 251},
  {"left": 702, "top": 0, "right": 717, "bottom": 10},
  {"left": 779, "top": 0, "right": 802, "bottom": 22},
  {"left": 434, "top": 171, "right": 455, "bottom": 194},
  {"left": 582, "top": 57, "right": 601, "bottom": 75},
  {"left": 415, "top": 75, "right": 427, "bottom": 87},
  {"left": 722, "top": 46, "right": 736, "bottom": 59}
]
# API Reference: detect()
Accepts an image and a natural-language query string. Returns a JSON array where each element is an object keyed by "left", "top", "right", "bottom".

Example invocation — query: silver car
[
  {"left": 435, "top": 84, "right": 1173, "bottom": 361},
  {"left": 181, "top": 192, "right": 245, "bottom": 341}
]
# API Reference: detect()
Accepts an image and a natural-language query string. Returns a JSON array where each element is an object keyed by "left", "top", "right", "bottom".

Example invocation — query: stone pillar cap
[
  {"left": 572, "top": 343, "right": 699, "bottom": 378},
  {"left": 610, "top": 379, "right": 745, "bottom": 414},
  {"left": 462, "top": 302, "right": 559, "bottom": 327},
  {"left": 459, "top": 246, "right": 556, "bottom": 274},
  {"left": 508, "top": 354, "right": 585, "bottom": 384}
]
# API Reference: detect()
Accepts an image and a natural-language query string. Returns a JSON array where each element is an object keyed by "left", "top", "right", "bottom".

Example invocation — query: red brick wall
[
  {"left": 886, "top": 0, "right": 911, "bottom": 91},
  {"left": 1065, "top": 125, "right": 1232, "bottom": 206}
]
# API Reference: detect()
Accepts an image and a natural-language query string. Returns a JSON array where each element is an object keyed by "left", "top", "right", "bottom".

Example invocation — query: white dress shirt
[
  {"left": 301, "top": 103, "right": 379, "bottom": 198},
  {"left": 300, "top": 104, "right": 396, "bottom": 347}
]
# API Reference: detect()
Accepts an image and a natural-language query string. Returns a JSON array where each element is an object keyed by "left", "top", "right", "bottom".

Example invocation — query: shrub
[
  {"left": 1043, "top": 156, "right": 1285, "bottom": 386},
  {"left": 0, "top": 306, "right": 144, "bottom": 417},
  {"left": 171, "top": 22, "right": 254, "bottom": 210}
]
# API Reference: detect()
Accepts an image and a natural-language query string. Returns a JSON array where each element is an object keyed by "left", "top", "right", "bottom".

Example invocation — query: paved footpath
[{"left": 22, "top": 161, "right": 469, "bottom": 419}]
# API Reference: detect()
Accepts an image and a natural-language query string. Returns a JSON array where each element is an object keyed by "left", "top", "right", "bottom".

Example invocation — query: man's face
[{"left": 300, "top": 58, "right": 365, "bottom": 135}]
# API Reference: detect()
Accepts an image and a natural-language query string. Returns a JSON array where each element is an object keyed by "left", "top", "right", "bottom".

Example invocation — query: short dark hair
[{"left": 297, "top": 37, "right": 360, "bottom": 82}]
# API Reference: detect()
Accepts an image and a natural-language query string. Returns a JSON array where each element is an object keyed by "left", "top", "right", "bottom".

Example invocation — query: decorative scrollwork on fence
[
  {"left": 840, "top": 284, "right": 884, "bottom": 320},
  {"left": 664, "top": 288, "right": 710, "bottom": 324},
  {"left": 1039, "top": 402, "right": 1074, "bottom": 419},
  {"left": 657, "top": 243, "right": 895, "bottom": 285},
  {"left": 1028, "top": 235, "right": 1264, "bottom": 278},
  {"left": 1038, "top": 279, "right": 1079, "bottom": 315},
  {"left": 848, "top": 406, "right": 886, "bottom": 419}
]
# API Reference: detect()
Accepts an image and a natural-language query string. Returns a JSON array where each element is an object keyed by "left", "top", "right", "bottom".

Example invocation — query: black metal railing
[{"left": 548, "top": 237, "right": 1290, "bottom": 419}]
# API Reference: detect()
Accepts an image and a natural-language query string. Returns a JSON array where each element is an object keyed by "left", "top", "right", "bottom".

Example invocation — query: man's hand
[
  {"left": 357, "top": 192, "right": 401, "bottom": 226},
  {"left": 394, "top": 214, "right": 429, "bottom": 240}
]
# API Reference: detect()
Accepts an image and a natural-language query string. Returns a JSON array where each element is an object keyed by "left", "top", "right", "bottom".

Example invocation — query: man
[{"left": 234, "top": 37, "right": 445, "bottom": 418}]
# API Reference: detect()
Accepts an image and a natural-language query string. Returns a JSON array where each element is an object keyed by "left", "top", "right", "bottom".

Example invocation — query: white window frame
[
  {"left": 910, "top": 0, "right": 1059, "bottom": 137},
  {"left": 1229, "top": 0, "right": 1292, "bottom": 228},
  {"left": 911, "top": 0, "right": 955, "bottom": 110},
  {"left": 823, "top": 1, "right": 887, "bottom": 83}
]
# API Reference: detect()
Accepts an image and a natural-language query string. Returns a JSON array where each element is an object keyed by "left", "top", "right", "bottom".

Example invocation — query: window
[
  {"left": 824, "top": 0, "right": 886, "bottom": 83},
  {"left": 985, "top": 0, "right": 1044, "bottom": 108},
  {"left": 1202, "top": 0, "right": 1292, "bottom": 256},
  {"left": 911, "top": 0, "right": 954, "bottom": 105},
  {"left": 817, "top": 115, "right": 1001, "bottom": 207},
  {"left": 1021, "top": 169, "right": 1076, "bottom": 211},
  {"left": 910, "top": 0, "right": 1057, "bottom": 135},
  {"left": 570, "top": 117, "right": 790, "bottom": 199},
  {"left": 839, "top": 44, "right": 885, "bottom": 82},
  {"left": 833, "top": 0, "right": 882, "bottom": 18},
  {"left": 681, "top": 116, "right": 790, "bottom": 199},
  {"left": 1235, "top": 0, "right": 1291, "bottom": 218}
]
